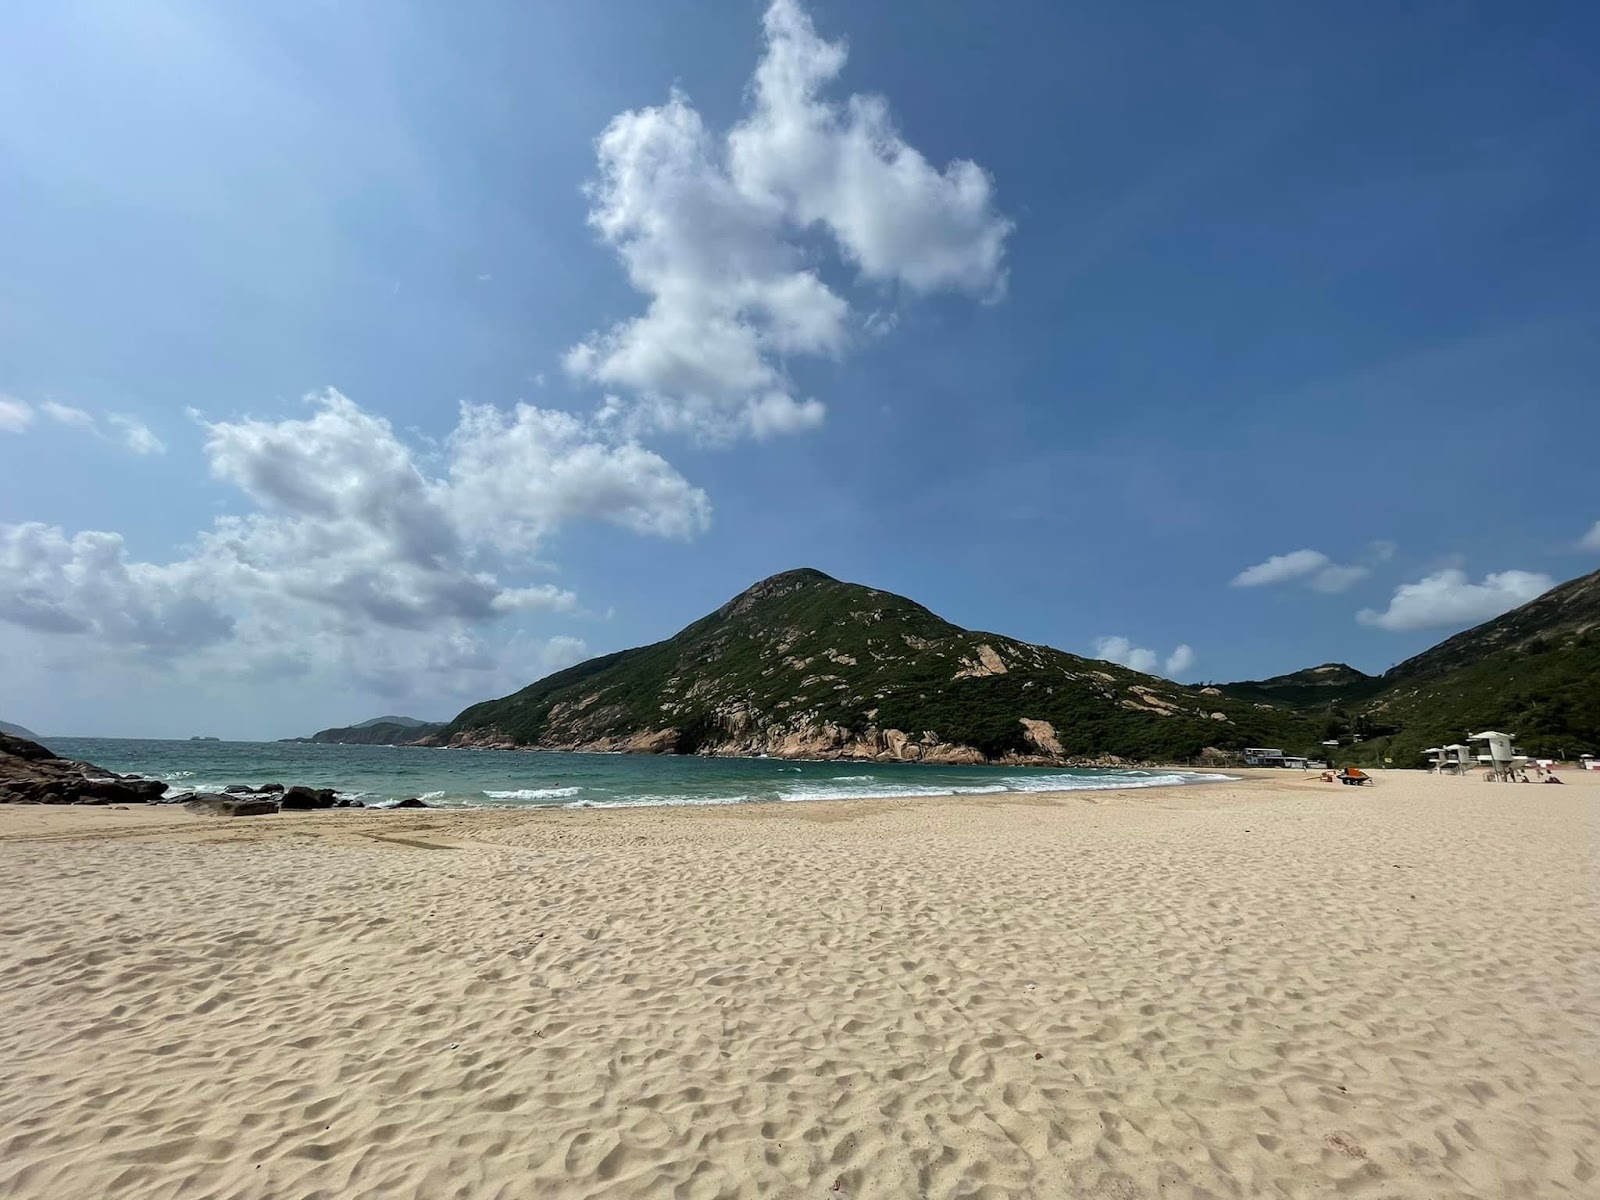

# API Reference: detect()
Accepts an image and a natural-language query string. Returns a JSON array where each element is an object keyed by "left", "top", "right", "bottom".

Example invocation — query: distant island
[
  {"left": 0, "top": 720, "right": 42, "bottom": 740},
  {"left": 281, "top": 715, "right": 445, "bottom": 746},
  {"left": 425, "top": 565, "right": 1599, "bottom": 767},
  {"left": 189, "top": 736, "right": 221, "bottom": 742}
]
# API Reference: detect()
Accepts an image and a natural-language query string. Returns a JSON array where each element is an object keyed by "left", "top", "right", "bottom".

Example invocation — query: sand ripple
[{"left": 2, "top": 774, "right": 1597, "bottom": 1197}]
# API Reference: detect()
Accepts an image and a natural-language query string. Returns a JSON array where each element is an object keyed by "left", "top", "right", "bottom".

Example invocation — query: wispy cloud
[
  {"left": 28, "top": 400, "right": 167, "bottom": 454},
  {"left": 41, "top": 401, "right": 96, "bottom": 428},
  {"left": 1579, "top": 521, "right": 1600, "bottom": 552},
  {"left": 0, "top": 395, "right": 32, "bottom": 433},
  {"left": 108, "top": 415, "right": 167, "bottom": 456}
]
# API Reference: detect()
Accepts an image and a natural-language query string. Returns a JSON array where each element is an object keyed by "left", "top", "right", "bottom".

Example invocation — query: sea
[{"left": 41, "top": 738, "right": 1233, "bottom": 810}]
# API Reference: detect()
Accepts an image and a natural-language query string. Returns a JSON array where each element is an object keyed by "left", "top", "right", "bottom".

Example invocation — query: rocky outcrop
[
  {"left": 1019, "top": 719, "right": 1065, "bottom": 757},
  {"left": 954, "top": 643, "right": 1009, "bottom": 680},
  {"left": 0, "top": 733, "right": 169, "bottom": 805},
  {"left": 184, "top": 794, "right": 279, "bottom": 818}
]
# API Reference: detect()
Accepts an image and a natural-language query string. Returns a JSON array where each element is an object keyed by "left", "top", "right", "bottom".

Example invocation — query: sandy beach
[{"left": 3, "top": 769, "right": 1596, "bottom": 1199}]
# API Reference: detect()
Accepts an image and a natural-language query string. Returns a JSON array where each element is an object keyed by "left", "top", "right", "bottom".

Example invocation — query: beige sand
[{"left": 2, "top": 769, "right": 1597, "bottom": 1199}]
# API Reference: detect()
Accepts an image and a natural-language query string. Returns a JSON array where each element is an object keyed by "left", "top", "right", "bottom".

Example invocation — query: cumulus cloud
[
  {"left": 446, "top": 401, "right": 710, "bottom": 548},
  {"left": 1356, "top": 568, "right": 1554, "bottom": 632},
  {"left": 1231, "top": 548, "right": 1371, "bottom": 594},
  {"left": 1093, "top": 636, "right": 1158, "bottom": 674},
  {"left": 1094, "top": 636, "right": 1195, "bottom": 679},
  {"left": 0, "top": 395, "right": 33, "bottom": 433},
  {"left": 0, "top": 389, "right": 711, "bottom": 695},
  {"left": 566, "top": 0, "right": 1011, "bottom": 440},
  {"left": 1165, "top": 644, "right": 1195, "bottom": 676},
  {"left": 1579, "top": 521, "right": 1600, "bottom": 552},
  {"left": 0, "top": 523, "right": 233, "bottom": 651}
]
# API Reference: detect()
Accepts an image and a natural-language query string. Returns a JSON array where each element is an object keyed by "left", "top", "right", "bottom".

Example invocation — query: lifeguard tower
[{"left": 1469, "top": 731, "right": 1524, "bottom": 781}]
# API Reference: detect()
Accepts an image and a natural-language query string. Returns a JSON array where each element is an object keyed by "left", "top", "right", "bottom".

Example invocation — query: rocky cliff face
[{"left": 435, "top": 569, "right": 1315, "bottom": 764}]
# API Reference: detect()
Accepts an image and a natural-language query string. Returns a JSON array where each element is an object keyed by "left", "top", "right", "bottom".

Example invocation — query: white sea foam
[
  {"left": 482, "top": 786, "right": 583, "bottom": 801},
  {"left": 564, "top": 793, "right": 745, "bottom": 809}
]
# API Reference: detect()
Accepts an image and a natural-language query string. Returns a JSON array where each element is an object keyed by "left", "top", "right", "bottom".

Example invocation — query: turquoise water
[{"left": 42, "top": 738, "right": 1231, "bottom": 809}]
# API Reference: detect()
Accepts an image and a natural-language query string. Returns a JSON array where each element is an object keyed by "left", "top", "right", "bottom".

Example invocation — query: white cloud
[
  {"left": 14, "top": 398, "right": 168, "bottom": 454},
  {"left": 0, "top": 396, "right": 32, "bottom": 433},
  {"left": 1356, "top": 568, "right": 1555, "bottom": 632},
  {"left": 1095, "top": 636, "right": 1195, "bottom": 679},
  {"left": 0, "top": 389, "right": 711, "bottom": 697},
  {"left": 108, "top": 415, "right": 166, "bottom": 455},
  {"left": 1094, "top": 636, "right": 1158, "bottom": 675},
  {"left": 42, "top": 400, "right": 95, "bottom": 428},
  {"left": 0, "top": 523, "right": 233, "bottom": 651},
  {"left": 1369, "top": 539, "right": 1398, "bottom": 562},
  {"left": 446, "top": 401, "right": 710, "bottom": 548},
  {"left": 1231, "top": 547, "right": 1371, "bottom": 594},
  {"left": 1579, "top": 521, "right": 1600, "bottom": 552},
  {"left": 1306, "top": 564, "right": 1371, "bottom": 594},
  {"left": 566, "top": 0, "right": 1010, "bottom": 440},
  {"left": 1231, "top": 549, "right": 1329, "bottom": 587}
]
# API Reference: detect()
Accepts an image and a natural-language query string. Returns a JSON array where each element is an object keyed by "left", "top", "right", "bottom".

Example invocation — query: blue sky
[{"left": 2, "top": 0, "right": 1596, "bottom": 738}]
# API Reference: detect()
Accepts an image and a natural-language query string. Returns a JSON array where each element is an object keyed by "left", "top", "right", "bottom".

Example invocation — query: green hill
[
  {"left": 436, "top": 568, "right": 1319, "bottom": 764},
  {"left": 1352, "top": 568, "right": 1600, "bottom": 762},
  {"left": 1214, "top": 663, "right": 1385, "bottom": 710},
  {"left": 1220, "top": 567, "right": 1600, "bottom": 765},
  {"left": 284, "top": 718, "right": 446, "bottom": 745},
  {"left": 350, "top": 715, "right": 438, "bottom": 730}
]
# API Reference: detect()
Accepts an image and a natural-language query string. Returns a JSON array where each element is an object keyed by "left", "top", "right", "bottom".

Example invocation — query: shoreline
[{"left": 23, "top": 734, "right": 1252, "bottom": 812}]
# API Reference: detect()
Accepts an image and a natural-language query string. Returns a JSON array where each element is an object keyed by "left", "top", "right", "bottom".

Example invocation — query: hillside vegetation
[
  {"left": 1342, "top": 569, "right": 1600, "bottom": 763},
  {"left": 1223, "top": 568, "right": 1600, "bottom": 766},
  {"left": 284, "top": 718, "right": 445, "bottom": 746},
  {"left": 439, "top": 569, "right": 1319, "bottom": 764}
]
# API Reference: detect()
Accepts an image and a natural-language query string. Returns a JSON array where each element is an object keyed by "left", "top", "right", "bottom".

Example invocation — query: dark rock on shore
[
  {"left": 279, "top": 786, "right": 340, "bottom": 810},
  {"left": 184, "top": 794, "right": 280, "bottom": 818},
  {"left": 391, "top": 797, "right": 429, "bottom": 808},
  {"left": 1, "top": 733, "right": 390, "bottom": 815},
  {"left": 0, "top": 732, "right": 169, "bottom": 805}
]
